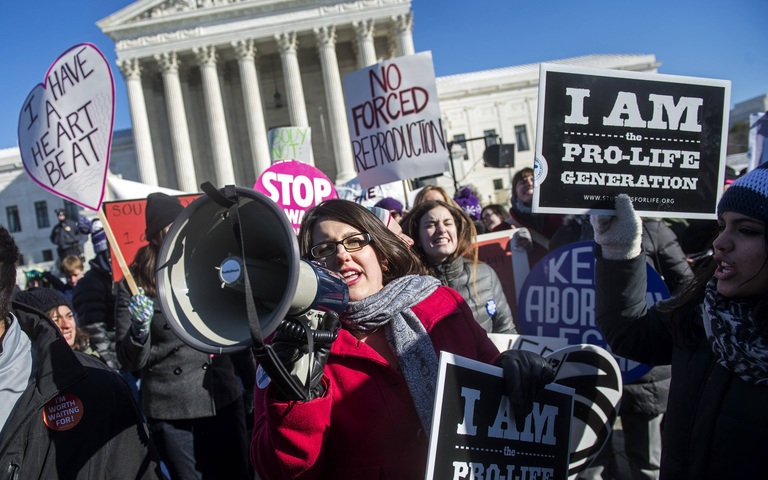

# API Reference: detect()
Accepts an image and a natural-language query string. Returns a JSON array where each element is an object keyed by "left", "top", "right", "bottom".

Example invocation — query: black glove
[
  {"left": 269, "top": 311, "right": 340, "bottom": 401},
  {"left": 495, "top": 350, "right": 556, "bottom": 426}
]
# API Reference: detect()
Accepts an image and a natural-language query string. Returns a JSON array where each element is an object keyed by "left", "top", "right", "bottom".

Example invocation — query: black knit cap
[
  {"left": 145, "top": 193, "right": 184, "bottom": 239},
  {"left": 15, "top": 287, "right": 71, "bottom": 314},
  {"left": 717, "top": 163, "right": 768, "bottom": 223}
]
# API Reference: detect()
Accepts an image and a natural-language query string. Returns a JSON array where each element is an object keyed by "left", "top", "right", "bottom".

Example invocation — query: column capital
[
  {"left": 193, "top": 45, "right": 217, "bottom": 67},
  {"left": 276, "top": 32, "right": 299, "bottom": 55},
  {"left": 117, "top": 58, "right": 142, "bottom": 80},
  {"left": 392, "top": 12, "right": 414, "bottom": 34},
  {"left": 314, "top": 25, "right": 337, "bottom": 50},
  {"left": 155, "top": 51, "right": 180, "bottom": 74},
  {"left": 353, "top": 19, "right": 375, "bottom": 40},
  {"left": 232, "top": 39, "right": 257, "bottom": 61}
]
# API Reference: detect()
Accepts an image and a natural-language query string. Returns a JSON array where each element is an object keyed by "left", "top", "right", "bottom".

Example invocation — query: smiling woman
[{"left": 401, "top": 200, "right": 516, "bottom": 334}]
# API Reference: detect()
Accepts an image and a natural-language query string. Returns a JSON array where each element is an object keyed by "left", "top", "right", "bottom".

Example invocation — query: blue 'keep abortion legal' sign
[{"left": 517, "top": 241, "right": 669, "bottom": 383}]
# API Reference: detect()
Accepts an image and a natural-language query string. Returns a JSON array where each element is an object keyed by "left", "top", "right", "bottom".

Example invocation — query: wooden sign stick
[{"left": 97, "top": 209, "right": 139, "bottom": 296}]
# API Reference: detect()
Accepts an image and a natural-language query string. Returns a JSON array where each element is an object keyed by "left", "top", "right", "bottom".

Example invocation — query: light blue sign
[{"left": 517, "top": 241, "right": 669, "bottom": 384}]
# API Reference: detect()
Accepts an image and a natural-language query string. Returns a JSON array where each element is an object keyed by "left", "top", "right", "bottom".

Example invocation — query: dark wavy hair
[
  {"left": 510, "top": 167, "right": 534, "bottom": 203},
  {"left": 129, "top": 229, "right": 168, "bottom": 299},
  {"left": 401, "top": 199, "right": 478, "bottom": 267},
  {"left": 298, "top": 199, "right": 426, "bottom": 284},
  {"left": 0, "top": 226, "right": 20, "bottom": 318},
  {"left": 659, "top": 221, "right": 768, "bottom": 343}
]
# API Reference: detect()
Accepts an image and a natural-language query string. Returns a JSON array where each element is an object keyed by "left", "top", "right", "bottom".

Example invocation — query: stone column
[
  {"left": 155, "top": 52, "right": 198, "bottom": 192},
  {"left": 315, "top": 26, "right": 355, "bottom": 183},
  {"left": 193, "top": 45, "right": 236, "bottom": 186},
  {"left": 116, "top": 58, "right": 158, "bottom": 186},
  {"left": 276, "top": 32, "right": 309, "bottom": 128},
  {"left": 233, "top": 39, "right": 271, "bottom": 176},
  {"left": 392, "top": 12, "right": 415, "bottom": 57},
  {"left": 353, "top": 19, "right": 377, "bottom": 67}
]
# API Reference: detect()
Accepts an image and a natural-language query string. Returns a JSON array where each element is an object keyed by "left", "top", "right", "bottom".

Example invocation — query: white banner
[{"left": 343, "top": 51, "right": 449, "bottom": 189}]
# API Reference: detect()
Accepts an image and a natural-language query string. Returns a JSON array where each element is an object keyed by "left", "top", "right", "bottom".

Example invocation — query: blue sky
[{"left": 1, "top": 0, "right": 765, "bottom": 149}]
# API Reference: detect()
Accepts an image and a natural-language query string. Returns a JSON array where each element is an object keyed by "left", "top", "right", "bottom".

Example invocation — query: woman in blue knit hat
[{"left": 591, "top": 164, "right": 768, "bottom": 478}]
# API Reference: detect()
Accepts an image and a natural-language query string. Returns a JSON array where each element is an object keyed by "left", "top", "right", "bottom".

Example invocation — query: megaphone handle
[
  {"left": 254, "top": 343, "right": 311, "bottom": 402},
  {"left": 98, "top": 209, "right": 139, "bottom": 295}
]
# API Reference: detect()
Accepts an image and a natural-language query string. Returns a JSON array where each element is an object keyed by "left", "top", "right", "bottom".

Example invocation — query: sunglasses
[{"left": 310, "top": 232, "right": 372, "bottom": 259}]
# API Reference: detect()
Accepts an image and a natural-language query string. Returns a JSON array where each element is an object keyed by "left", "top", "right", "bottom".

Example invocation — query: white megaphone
[{"left": 155, "top": 183, "right": 348, "bottom": 356}]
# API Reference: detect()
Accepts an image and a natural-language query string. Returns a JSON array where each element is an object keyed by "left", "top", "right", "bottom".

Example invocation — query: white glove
[
  {"left": 590, "top": 194, "right": 642, "bottom": 260},
  {"left": 511, "top": 227, "right": 533, "bottom": 252}
]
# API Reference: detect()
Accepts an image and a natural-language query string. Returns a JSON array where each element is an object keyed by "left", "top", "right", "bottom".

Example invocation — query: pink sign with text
[{"left": 254, "top": 160, "right": 337, "bottom": 231}]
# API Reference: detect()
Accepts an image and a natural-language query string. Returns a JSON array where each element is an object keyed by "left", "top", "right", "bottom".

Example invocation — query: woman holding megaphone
[{"left": 251, "top": 199, "right": 555, "bottom": 480}]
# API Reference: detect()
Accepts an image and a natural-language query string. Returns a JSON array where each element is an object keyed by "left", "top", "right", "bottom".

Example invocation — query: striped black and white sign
[{"left": 546, "top": 344, "right": 622, "bottom": 479}]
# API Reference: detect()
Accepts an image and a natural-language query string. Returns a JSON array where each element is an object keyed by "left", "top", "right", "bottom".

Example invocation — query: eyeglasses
[{"left": 310, "top": 232, "right": 372, "bottom": 259}]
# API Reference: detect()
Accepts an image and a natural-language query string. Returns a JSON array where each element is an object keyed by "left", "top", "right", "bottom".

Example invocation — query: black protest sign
[
  {"left": 426, "top": 353, "right": 572, "bottom": 480},
  {"left": 533, "top": 64, "right": 730, "bottom": 219}
]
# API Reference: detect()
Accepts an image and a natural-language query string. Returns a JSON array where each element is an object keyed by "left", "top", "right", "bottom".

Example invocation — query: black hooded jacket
[{"left": 0, "top": 302, "right": 162, "bottom": 479}]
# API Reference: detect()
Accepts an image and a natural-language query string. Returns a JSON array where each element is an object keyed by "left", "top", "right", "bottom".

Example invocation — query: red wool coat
[{"left": 251, "top": 286, "right": 500, "bottom": 480}]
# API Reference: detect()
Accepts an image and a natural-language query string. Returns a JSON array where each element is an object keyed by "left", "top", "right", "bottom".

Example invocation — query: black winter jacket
[
  {"left": 115, "top": 280, "right": 256, "bottom": 420},
  {"left": 0, "top": 302, "right": 162, "bottom": 479},
  {"left": 431, "top": 257, "right": 517, "bottom": 334},
  {"left": 596, "top": 251, "right": 768, "bottom": 478},
  {"left": 72, "top": 255, "right": 118, "bottom": 369}
]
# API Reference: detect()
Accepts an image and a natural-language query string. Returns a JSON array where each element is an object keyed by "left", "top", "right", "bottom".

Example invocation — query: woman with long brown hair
[{"left": 401, "top": 200, "right": 516, "bottom": 334}]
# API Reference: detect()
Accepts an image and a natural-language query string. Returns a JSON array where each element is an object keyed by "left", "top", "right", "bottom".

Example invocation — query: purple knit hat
[
  {"left": 374, "top": 197, "right": 403, "bottom": 216},
  {"left": 454, "top": 187, "right": 481, "bottom": 220}
]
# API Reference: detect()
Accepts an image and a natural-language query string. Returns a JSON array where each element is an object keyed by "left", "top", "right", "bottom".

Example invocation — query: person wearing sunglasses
[{"left": 251, "top": 199, "right": 554, "bottom": 480}]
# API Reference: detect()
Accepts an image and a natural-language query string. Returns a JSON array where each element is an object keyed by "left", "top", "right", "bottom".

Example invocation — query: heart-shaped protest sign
[{"left": 17, "top": 43, "right": 114, "bottom": 211}]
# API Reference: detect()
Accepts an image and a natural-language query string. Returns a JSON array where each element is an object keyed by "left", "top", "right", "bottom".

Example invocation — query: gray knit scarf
[
  {"left": 702, "top": 278, "right": 768, "bottom": 385},
  {"left": 343, "top": 275, "right": 441, "bottom": 431}
]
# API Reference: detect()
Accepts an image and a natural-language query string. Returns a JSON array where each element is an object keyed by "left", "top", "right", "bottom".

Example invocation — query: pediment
[{"left": 99, "top": 0, "right": 408, "bottom": 34}]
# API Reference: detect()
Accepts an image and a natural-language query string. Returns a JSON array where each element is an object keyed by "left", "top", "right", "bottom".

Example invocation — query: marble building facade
[{"left": 98, "top": 0, "right": 416, "bottom": 192}]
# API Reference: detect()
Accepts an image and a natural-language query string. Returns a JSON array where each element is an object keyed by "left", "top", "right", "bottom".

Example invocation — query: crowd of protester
[{"left": 3, "top": 161, "right": 767, "bottom": 479}]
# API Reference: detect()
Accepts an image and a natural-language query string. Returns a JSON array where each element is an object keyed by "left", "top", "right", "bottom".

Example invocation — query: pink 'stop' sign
[{"left": 254, "top": 160, "right": 338, "bottom": 231}]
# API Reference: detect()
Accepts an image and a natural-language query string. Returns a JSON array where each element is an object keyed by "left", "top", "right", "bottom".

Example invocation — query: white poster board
[
  {"left": 268, "top": 127, "right": 312, "bottom": 164},
  {"left": 343, "top": 51, "right": 449, "bottom": 189},
  {"left": 18, "top": 43, "right": 114, "bottom": 211}
]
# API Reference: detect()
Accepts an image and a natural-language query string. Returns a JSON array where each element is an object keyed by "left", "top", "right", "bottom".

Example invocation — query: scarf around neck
[
  {"left": 702, "top": 278, "right": 768, "bottom": 385},
  {"left": 343, "top": 274, "right": 441, "bottom": 431}
]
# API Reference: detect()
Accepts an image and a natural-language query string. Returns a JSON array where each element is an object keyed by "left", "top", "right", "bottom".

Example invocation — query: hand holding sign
[{"left": 18, "top": 43, "right": 114, "bottom": 211}]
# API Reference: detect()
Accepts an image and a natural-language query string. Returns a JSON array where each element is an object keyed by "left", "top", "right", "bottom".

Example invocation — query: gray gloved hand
[
  {"left": 511, "top": 227, "right": 533, "bottom": 252},
  {"left": 128, "top": 288, "right": 154, "bottom": 342},
  {"left": 495, "top": 349, "right": 556, "bottom": 426},
  {"left": 270, "top": 311, "right": 340, "bottom": 400},
  {"left": 590, "top": 194, "right": 642, "bottom": 260}
]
